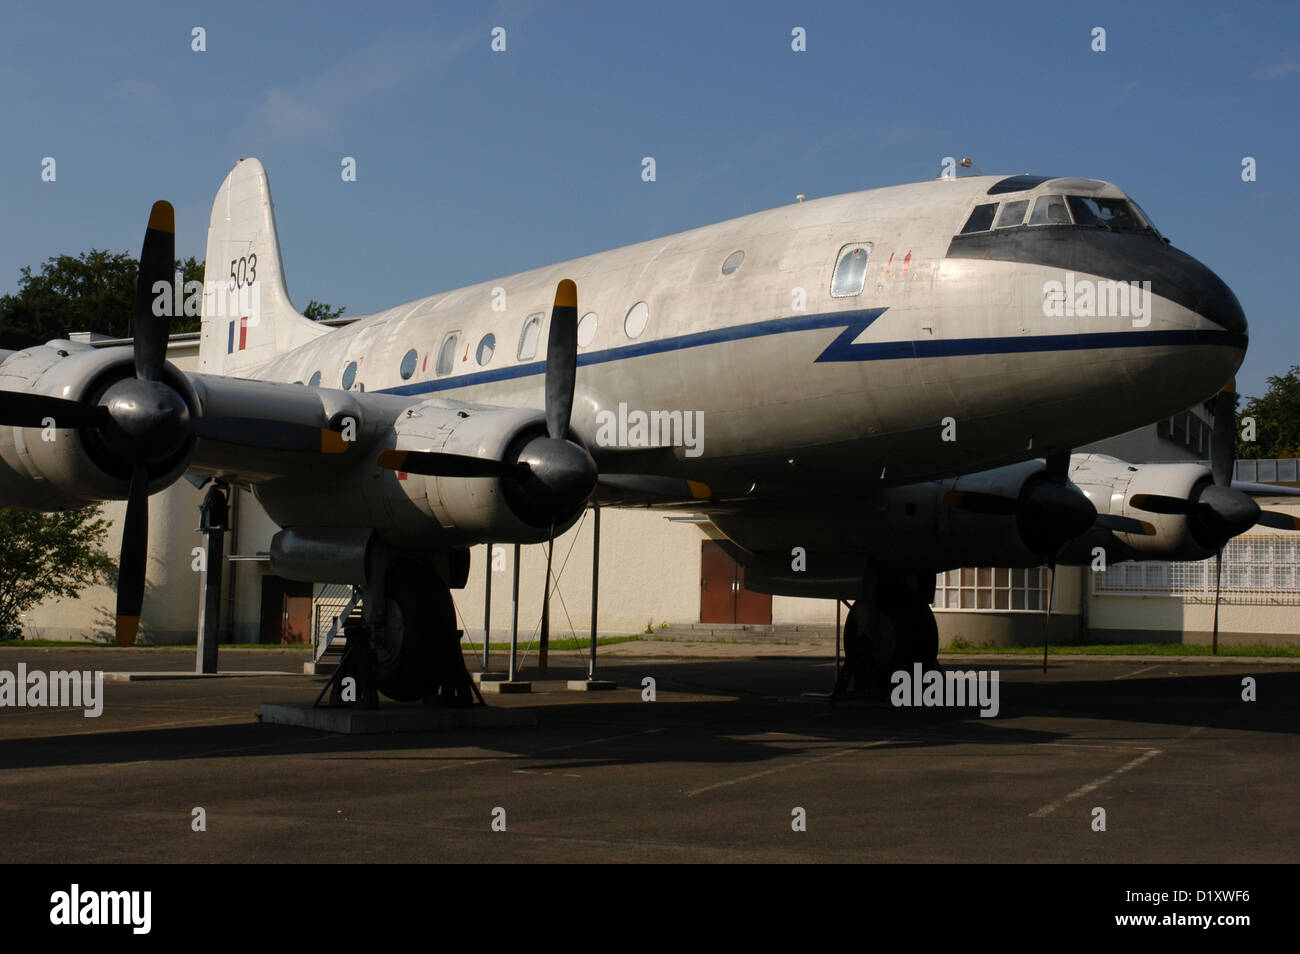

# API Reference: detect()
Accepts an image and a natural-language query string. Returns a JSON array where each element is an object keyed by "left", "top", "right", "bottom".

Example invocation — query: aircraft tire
[{"left": 372, "top": 561, "right": 468, "bottom": 703}]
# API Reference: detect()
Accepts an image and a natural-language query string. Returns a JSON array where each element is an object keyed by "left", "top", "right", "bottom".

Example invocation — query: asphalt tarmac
[{"left": 1, "top": 646, "right": 1296, "bottom": 863}]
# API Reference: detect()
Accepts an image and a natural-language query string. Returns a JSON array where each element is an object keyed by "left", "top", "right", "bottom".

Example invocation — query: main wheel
[{"left": 371, "top": 561, "right": 470, "bottom": 704}]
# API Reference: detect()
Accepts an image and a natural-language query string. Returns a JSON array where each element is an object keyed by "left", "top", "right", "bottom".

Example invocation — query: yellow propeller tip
[
  {"left": 321, "top": 430, "right": 350, "bottom": 454},
  {"left": 115, "top": 616, "right": 140, "bottom": 647},
  {"left": 377, "top": 449, "right": 406, "bottom": 469},
  {"left": 554, "top": 279, "right": 577, "bottom": 309},
  {"left": 687, "top": 480, "right": 711, "bottom": 499},
  {"left": 147, "top": 201, "right": 175, "bottom": 234}
]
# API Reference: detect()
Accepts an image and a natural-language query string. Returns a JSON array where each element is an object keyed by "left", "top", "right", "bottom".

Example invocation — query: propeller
[
  {"left": 376, "top": 280, "right": 598, "bottom": 673},
  {"left": 0, "top": 200, "right": 357, "bottom": 646},
  {"left": 1127, "top": 383, "right": 1297, "bottom": 653}
]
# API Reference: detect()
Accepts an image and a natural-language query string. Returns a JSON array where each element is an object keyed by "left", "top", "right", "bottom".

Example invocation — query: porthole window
[
  {"left": 624, "top": 301, "right": 649, "bottom": 339},
  {"left": 341, "top": 361, "right": 357, "bottom": 390},
  {"left": 308, "top": 371, "right": 321, "bottom": 388},
  {"left": 721, "top": 250, "right": 745, "bottom": 275},
  {"left": 399, "top": 348, "right": 418, "bottom": 380},
  {"left": 436, "top": 331, "right": 460, "bottom": 376},
  {"left": 476, "top": 333, "right": 496, "bottom": 366},
  {"left": 518, "top": 312, "right": 544, "bottom": 360},
  {"left": 830, "top": 244, "right": 872, "bottom": 298},
  {"left": 577, "top": 312, "right": 598, "bottom": 348}
]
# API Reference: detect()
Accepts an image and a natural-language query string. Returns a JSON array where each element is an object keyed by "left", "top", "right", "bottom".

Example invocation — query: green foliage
[
  {"left": 0, "top": 251, "right": 204, "bottom": 348},
  {"left": 0, "top": 507, "right": 116, "bottom": 638},
  {"left": 1237, "top": 365, "right": 1300, "bottom": 459},
  {"left": 302, "top": 299, "right": 346, "bottom": 321}
]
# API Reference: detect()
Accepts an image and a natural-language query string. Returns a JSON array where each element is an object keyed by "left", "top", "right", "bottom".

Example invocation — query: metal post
[
  {"left": 196, "top": 485, "right": 228, "bottom": 674},
  {"left": 588, "top": 505, "right": 600, "bottom": 680},
  {"left": 482, "top": 543, "right": 493, "bottom": 670},
  {"left": 508, "top": 543, "right": 521, "bottom": 682}
]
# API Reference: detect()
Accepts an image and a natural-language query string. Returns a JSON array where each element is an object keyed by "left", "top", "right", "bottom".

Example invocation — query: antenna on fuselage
[{"left": 960, "top": 157, "right": 984, "bottom": 176}]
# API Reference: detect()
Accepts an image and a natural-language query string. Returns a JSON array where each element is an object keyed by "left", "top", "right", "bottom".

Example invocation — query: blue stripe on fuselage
[{"left": 376, "top": 307, "right": 1246, "bottom": 397}]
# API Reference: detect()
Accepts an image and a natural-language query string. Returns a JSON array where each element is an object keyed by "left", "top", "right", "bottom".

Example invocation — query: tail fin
[{"left": 198, "top": 158, "right": 327, "bottom": 374}]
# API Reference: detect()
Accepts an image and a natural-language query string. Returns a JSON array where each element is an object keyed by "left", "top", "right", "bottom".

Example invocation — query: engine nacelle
[
  {"left": 1063, "top": 454, "right": 1216, "bottom": 563},
  {"left": 0, "top": 341, "right": 198, "bottom": 511}
]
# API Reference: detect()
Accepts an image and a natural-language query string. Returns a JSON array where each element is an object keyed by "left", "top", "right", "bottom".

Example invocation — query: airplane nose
[{"left": 1164, "top": 245, "right": 1248, "bottom": 337}]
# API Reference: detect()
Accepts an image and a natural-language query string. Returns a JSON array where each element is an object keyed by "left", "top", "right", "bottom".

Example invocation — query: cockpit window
[
  {"left": 1028, "top": 194, "right": 1070, "bottom": 226},
  {"left": 1065, "top": 195, "right": 1143, "bottom": 232},
  {"left": 959, "top": 203, "right": 998, "bottom": 234},
  {"left": 1128, "top": 198, "right": 1161, "bottom": 236},
  {"left": 994, "top": 199, "right": 1029, "bottom": 229}
]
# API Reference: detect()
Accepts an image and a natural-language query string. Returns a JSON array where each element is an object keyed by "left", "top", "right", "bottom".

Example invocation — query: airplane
[{"left": 1, "top": 159, "right": 1295, "bottom": 701}]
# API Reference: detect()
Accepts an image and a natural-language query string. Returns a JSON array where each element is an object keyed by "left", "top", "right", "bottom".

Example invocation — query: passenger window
[
  {"left": 308, "top": 371, "right": 321, "bottom": 388},
  {"left": 830, "top": 244, "right": 872, "bottom": 297},
  {"left": 436, "top": 331, "right": 460, "bottom": 376},
  {"left": 399, "top": 348, "right": 418, "bottom": 380},
  {"left": 994, "top": 200, "right": 1029, "bottom": 229},
  {"left": 624, "top": 301, "right": 649, "bottom": 338},
  {"left": 959, "top": 204, "right": 998, "bottom": 234},
  {"left": 518, "top": 313, "right": 543, "bottom": 360},
  {"left": 341, "top": 361, "right": 358, "bottom": 390},
  {"left": 476, "top": 333, "right": 496, "bottom": 366},
  {"left": 1029, "top": 194, "right": 1070, "bottom": 226}
]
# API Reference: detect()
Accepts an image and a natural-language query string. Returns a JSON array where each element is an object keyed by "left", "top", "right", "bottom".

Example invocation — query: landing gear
[
  {"left": 363, "top": 560, "right": 477, "bottom": 706},
  {"left": 836, "top": 575, "right": 939, "bottom": 698}
]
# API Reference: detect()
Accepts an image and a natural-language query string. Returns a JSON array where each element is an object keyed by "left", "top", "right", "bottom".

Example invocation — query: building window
[
  {"left": 436, "top": 332, "right": 460, "bottom": 376},
  {"left": 1094, "top": 536, "right": 1300, "bottom": 604},
  {"left": 399, "top": 348, "right": 418, "bottom": 380},
  {"left": 518, "top": 313, "right": 543, "bottom": 360},
  {"left": 625, "top": 301, "right": 649, "bottom": 339},
  {"left": 933, "top": 566, "right": 1048, "bottom": 611},
  {"left": 830, "top": 244, "right": 872, "bottom": 297}
]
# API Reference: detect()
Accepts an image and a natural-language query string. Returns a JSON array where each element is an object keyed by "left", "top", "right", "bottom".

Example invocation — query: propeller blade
[
  {"left": 539, "top": 528, "right": 554, "bottom": 675},
  {"left": 943, "top": 489, "right": 1020, "bottom": 516},
  {"left": 115, "top": 463, "right": 149, "bottom": 646},
  {"left": 1210, "top": 384, "right": 1236, "bottom": 488},
  {"left": 598, "top": 473, "right": 712, "bottom": 499},
  {"left": 377, "top": 448, "right": 527, "bottom": 479},
  {"left": 1045, "top": 450, "right": 1070, "bottom": 484},
  {"left": 545, "top": 279, "right": 578, "bottom": 441},
  {"left": 1094, "top": 513, "right": 1156, "bottom": 535},
  {"left": 133, "top": 201, "right": 175, "bottom": 383},
  {"left": 1257, "top": 510, "right": 1300, "bottom": 531},
  {"left": 1129, "top": 492, "right": 1196, "bottom": 516},
  {"left": 0, "top": 392, "right": 110, "bottom": 429},
  {"left": 190, "top": 416, "right": 352, "bottom": 454}
]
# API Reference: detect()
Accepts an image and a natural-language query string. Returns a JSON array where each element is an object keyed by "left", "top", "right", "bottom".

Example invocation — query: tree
[
  {"left": 303, "top": 299, "right": 346, "bottom": 321},
  {"left": 0, "top": 506, "right": 116, "bottom": 638},
  {"left": 1237, "top": 365, "right": 1300, "bottom": 459},
  {"left": 0, "top": 251, "right": 204, "bottom": 348}
]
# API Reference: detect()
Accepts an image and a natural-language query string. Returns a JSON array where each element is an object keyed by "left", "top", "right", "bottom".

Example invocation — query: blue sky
[{"left": 1, "top": 0, "right": 1297, "bottom": 399}]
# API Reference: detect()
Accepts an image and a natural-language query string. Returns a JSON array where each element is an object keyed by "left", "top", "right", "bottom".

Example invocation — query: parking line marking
[
  {"left": 684, "top": 741, "right": 890, "bottom": 798},
  {"left": 1030, "top": 748, "right": 1162, "bottom": 817}
]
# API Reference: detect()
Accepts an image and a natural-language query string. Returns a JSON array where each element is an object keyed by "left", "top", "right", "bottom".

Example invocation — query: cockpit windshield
[
  {"left": 1065, "top": 195, "right": 1143, "bottom": 232},
  {"left": 956, "top": 191, "right": 1161, "bottom": 237}
]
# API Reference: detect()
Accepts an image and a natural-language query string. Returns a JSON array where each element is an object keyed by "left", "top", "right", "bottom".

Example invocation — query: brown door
[
  {"left": 281, "top": 580, "right": 313, "bottom": 644},
  {"left": 700, "top": 541, "right": 772, "bottom": 624},
  {"left": 259, "top": 577, "right": 314, "bottom": 644},
  {"left": 734, "top": 562, "right": 772, "bottom": 625}
]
